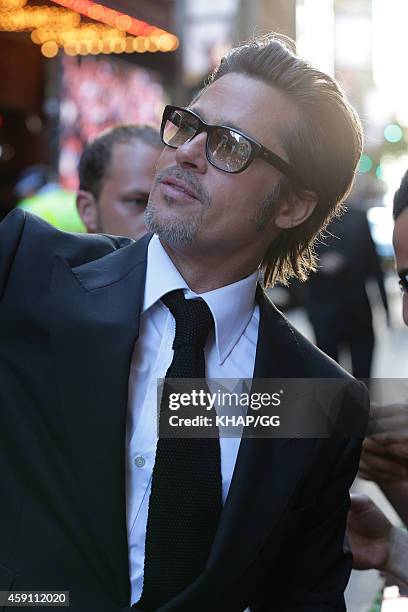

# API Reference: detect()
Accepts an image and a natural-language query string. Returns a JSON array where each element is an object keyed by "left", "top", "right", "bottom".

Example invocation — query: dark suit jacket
[
  {"left": 304, "top": 207, "right": 388, "bottom": 328},
  {"left": 0, "top": 210, "right": 367, "bottom": 612}
]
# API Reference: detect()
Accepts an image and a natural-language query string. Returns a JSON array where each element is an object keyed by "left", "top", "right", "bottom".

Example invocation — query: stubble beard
[{"left": 145, "top": 167, "right": 211, "bottom": 248}]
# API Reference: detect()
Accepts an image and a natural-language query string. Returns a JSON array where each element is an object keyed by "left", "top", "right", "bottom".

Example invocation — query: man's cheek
[{"left": 157, "top": 148, "right": 174, "bottom": 171}]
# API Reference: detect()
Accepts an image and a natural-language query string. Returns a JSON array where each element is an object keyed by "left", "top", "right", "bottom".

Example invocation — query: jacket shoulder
[
  {"left": 19, "top": 210, "right": 133, "bottom": 266},
  {"left": 5, "top": 209, "right": 133, "bottom": 266},
  {"left": 263, "top": 296, "right": 369, "bottom": 436},
  {"left": 0, "top": 210, "right": 135, "bottom": 301},
  {"left": 290, "top": 321, "right": 354, "bottom": 379},
  {"left": 263, "top": 290, "right": 354, "bottom": 380}
]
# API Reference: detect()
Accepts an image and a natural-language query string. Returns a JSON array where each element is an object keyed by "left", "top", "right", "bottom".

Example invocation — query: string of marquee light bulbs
[{"left": 0, "top": 0, "right": 179, "bottom": 57}]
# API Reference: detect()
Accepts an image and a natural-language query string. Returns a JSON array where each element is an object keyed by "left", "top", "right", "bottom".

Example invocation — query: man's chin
[
  {"left": 145, "top": 206, "right": 198, "bottom": 248},
  {"left": 152, "top": 225, "right": 196, "bottom": 249}
]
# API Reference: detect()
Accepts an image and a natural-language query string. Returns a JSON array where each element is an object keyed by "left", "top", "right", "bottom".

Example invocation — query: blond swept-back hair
[{"left": 209, "top": 34, "right": 363, "bottom": 286}]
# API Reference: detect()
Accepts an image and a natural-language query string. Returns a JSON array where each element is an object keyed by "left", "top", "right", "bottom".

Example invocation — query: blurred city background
[{"left": 1, "top": 1, "right": 407, "bottom": 610}]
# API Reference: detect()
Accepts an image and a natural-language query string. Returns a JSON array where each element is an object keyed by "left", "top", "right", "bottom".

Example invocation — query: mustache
[{"left": 154, "top": 165, "right": 210, "bottom": 206}]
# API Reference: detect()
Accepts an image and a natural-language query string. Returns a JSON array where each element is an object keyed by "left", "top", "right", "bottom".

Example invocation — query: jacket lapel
[
  {"left": 204, "top": 287, "right": 317, "bottom": 586},
  {"left": 49, "top": 234, "right": 151, "bottom": 603}
]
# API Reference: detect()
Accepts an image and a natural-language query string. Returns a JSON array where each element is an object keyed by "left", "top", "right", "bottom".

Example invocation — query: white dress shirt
[{"left": 126, "top": 234, "right": 260, "bottom": 604}]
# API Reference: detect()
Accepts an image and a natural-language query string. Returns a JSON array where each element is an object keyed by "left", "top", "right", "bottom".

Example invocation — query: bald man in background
[{"left": 76, "top": 124, "right": 162, "bottom": 240}]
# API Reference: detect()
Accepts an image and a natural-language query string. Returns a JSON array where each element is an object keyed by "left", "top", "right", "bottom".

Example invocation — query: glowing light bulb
[
  {"left": 102, "top": 8, "right": 117, "bottom": 26},
  {"left": 169, "top": 35, "right": 179, "bottom": 50},
  {"left": 78, "top": 40, "right": 88, "bottom": 55},
  {"left": 111, "top": 37, "right": 125, "bottom": 53},
  {"left": 41, "top": 40, "right": 58, "bottom": 58},
  {"left": 133, "top": 36, "right": 148, "bottom": 52},
  {"left": 31, "top": 29, "right": 41, "bottom": 44},
  {"left": 102, "top": 39, "right": 111, "bottom": 54},
  {"left": 125, "top": 37, "right": 134, "bottom": 53},
  {"left": 88, "top": 3, "right": 104, "bottom": 20},
  {"left": 115, "top": 14, "right": 132, "bottom": 31},
  {"left": 89, "top": 38, "right": 102, "bottom": 54},
  {"left": 64, "top": 40, "right": 77, "bottom": 55},
  {"left": 147, "top": 39, "right": 158, "bottom": 52}
]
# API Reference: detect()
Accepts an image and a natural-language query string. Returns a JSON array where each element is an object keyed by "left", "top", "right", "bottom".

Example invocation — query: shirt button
[{"left": 134, "top": 456, "right": 146, "bottom": 468}]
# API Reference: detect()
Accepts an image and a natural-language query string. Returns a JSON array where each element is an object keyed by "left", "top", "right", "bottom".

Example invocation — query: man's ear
[
  {"left": 274, "top": 190, "right": 318, "bottom": 229},
  {"left": 76, "top": 190, "right": 99, "bottom": 233}
]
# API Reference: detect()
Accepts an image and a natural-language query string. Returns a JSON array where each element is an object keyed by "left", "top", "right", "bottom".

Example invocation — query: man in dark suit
[
  {"left": 0, "top": 34, "right": 366, "bottom": 611},
  {"left": 303, "top": 204, "right": 389, "bottom": 379}
]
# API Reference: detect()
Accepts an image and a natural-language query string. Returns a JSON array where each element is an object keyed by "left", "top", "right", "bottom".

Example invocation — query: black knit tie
[{"left": 136, "top": 290, "right": 222, "bottom": 610}]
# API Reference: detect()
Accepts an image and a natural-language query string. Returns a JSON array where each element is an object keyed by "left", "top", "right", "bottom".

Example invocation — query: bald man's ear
[
  {"left": 274, "top": 189, "right": 318, "bottom": 230},
  {"left": 76, "top": 190, "right": 99, "bottom": 233}
]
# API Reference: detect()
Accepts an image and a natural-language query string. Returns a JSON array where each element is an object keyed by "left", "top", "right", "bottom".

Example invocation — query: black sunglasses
[
  {"left": 160, "top": 105, "right": 299, "bottom": 181},
  {"left": 399, "top": 270, "right": 408, "bottom": 294}
]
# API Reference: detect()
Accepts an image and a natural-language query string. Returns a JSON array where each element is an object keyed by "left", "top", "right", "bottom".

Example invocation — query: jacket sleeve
[
  {"left": 0, "top": 208, "right": 27, "bottom": 302},
  {"left": 251, "top": 437, "right": 363, "bottom": 612}
]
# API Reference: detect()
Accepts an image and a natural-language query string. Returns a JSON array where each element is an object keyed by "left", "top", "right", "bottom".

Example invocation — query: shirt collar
[
  {"left": 143, "top": 235, "right": 189, "bottom": 313},
  {"left": 144, "top": 235, "right": 259, "bottom": 365}
]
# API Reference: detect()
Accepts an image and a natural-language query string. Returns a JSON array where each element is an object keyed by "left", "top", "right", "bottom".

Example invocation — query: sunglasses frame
[
  {"left": 161, "top": 104, "right": 299, "bottom": 182},
  {"left": 399, "top": 270, "right": 408, "bottom": 294}
]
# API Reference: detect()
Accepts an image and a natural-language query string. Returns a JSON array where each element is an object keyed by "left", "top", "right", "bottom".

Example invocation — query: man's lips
[{"left": 159, "top": 176, "right": 200, "bottom": 201}]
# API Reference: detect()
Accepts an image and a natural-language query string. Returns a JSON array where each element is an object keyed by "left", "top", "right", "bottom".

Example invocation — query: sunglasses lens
[
  {"left": 161, "top": 108, "right": 254, "bottom": 173},
  {"left": 162, "top": 108, "right": 199, "bottom": 147},
  {"left": 207, "top": 128, "right": 252, "bottom": 172}
]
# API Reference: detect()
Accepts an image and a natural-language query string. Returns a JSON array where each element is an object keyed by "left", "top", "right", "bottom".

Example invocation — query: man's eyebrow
[{"left": 188, "top": 105, "right": 242, "bottom": 132}]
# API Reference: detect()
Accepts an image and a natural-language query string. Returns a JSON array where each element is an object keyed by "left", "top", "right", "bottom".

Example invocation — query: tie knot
[{"left": 161, "top": 290, "right": 214, "bottom": 349}]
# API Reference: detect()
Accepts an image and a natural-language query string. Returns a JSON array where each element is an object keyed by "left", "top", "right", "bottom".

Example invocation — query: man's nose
[{"left": 174, "top": 132, "right": 208, "bottom": 173}]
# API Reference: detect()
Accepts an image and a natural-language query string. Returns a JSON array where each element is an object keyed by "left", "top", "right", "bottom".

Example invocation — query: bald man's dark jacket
[{"left": 0, "top": 210, "right": 367, "bottom": 612}]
